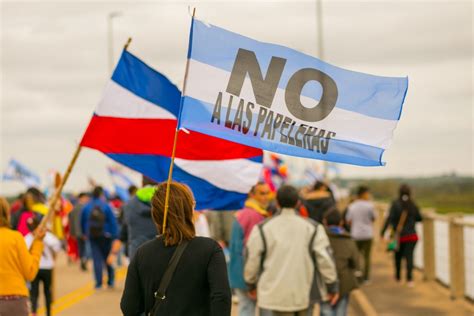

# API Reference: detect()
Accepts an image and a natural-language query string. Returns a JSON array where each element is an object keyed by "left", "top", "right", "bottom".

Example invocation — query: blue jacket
[{"left": 81, "top": 198, "right": 118, "bottom": 239}]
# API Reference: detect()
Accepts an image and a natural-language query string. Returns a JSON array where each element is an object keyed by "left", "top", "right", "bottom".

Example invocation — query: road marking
[{"left": 36, "top": 267, "right": 127, "bottom": 316}]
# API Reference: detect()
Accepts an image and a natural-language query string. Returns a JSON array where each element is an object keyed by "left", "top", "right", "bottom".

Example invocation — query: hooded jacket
[{"left": 121, "top": 187, "right": 158, "bottom": 259}]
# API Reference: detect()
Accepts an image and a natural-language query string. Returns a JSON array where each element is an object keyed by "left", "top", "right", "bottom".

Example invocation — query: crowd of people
[{"left": 0, "top": 176, "right": 423, "bottom": 316}]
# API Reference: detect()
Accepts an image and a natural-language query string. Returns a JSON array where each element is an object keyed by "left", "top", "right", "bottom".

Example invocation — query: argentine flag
[{"left": 179, "top": 18, "right": 408, "bottom": 167}]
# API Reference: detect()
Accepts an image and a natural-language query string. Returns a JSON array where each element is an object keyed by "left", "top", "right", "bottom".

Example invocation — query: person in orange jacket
[{"left": 0, "top": 197, "right": 46, "bottom": 316}]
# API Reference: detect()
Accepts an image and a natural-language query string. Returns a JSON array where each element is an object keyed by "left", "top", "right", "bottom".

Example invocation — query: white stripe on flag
[
  {"left": 185, "top": 59, "right": 398, "bottom": 149},
  {"left": 95, "top": 81, "right": 176, "bottom": 119},
  {"left": 175, "top": 158, "right": 261, "bottom": 194}
]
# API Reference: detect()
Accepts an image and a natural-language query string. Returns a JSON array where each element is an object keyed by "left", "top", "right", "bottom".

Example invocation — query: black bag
[
  {"left": 89, "top": 205, "right": 106, "bottom": 238},
  {"left": 148, "top": 240, "right": 189, "bottom": 316}
]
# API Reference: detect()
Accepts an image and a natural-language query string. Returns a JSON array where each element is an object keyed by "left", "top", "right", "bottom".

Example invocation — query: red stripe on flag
[{"left": 80, "top": 116, "right": 262, "bottom": 160}]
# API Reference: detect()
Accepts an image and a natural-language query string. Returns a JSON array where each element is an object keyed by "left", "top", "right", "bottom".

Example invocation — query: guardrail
[{"left": 377, "top": 204, "right": 474, "bottom": 302}]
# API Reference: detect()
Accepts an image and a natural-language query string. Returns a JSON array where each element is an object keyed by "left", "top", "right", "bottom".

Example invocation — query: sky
[{"left": 0, "top": 0, "right": 472, "bottom": 195}]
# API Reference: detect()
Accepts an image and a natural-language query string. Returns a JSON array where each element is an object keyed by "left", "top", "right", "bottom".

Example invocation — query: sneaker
[{"left": 407, "top": 281, "right": 415, "bottom": 288}]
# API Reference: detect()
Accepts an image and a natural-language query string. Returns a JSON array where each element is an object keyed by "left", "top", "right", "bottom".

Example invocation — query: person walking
[
  {"left": 321, "top": 210, "right": 361, "bottom": 316},
  {"left": 120, "top": 182, "right": 231, "bottom": 316},
  {"left": 381, "top": 184, "right": 422, "bottom": 287},
  {"left": 24, "top": 216, "right": 62, "bottom": 316},
  {"left": 120, "top": 177, "right": 158, "bottom": 260},
  {"left": 229, "top": 182, "right": 271, "bottom": 316},
  {"left": 0, "top": 197, "right": 45, "bottom": 316},
  {"left": 81, "top": 186, "right": 119, "bottom": 289},
  {"left": 69, "top": 192, "right": 90, "bottom": 271},
  {"left": 244, "top": 185, "right": 339, "bottom": 316},
  {"left": 345, "top": 186, "right": 376, "bottom": 283},
  {"left": 301, "top": 181, "right": 335, "bottom": 223}
]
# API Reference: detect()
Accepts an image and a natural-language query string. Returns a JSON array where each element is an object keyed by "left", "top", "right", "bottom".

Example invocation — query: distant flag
[
  {"left": 178, "top": 18, "right": 408, "bottom": 166},
  {"left": 2, "top": 159, "right": 41, "bottom": 187},
  {"left": 80, "top": 50, "right": 263, "bottom": 210},
  {"left": 108, "top": 166, "right": 135, "bottom": 201}
]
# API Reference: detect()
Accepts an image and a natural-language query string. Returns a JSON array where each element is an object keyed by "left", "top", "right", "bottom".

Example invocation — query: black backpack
[{"left": 89, "top": 205, "right": 106, "bottom": 238}]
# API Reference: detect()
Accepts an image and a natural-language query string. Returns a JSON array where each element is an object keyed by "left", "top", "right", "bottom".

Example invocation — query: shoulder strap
[
  {"left": 309, "top": 224, "right": 318, "bottom": 264},
  {"left": 396, "top": 210, "right": 408, "bottom": 234},
  {"left": 257, "top": 224, "right": 267, "bottom": 273},
  {"left": 148, "top": 240, "right": 189, "bottom": 316}
]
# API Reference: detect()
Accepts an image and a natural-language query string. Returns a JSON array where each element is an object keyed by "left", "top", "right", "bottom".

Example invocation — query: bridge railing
[{"left": 376, "top": 204, "right": 474, "bottom": 302}]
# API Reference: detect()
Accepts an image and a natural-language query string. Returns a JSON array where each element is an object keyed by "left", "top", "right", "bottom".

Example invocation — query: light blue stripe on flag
[{"left": 180, "top": 96, "right": 384, "bottom": 166}]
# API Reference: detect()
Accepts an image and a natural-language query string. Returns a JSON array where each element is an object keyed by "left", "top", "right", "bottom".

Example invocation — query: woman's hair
[
  {"left": 151, "top": 182, "right": 196, "bottom": 246},
  {"left": 313, "top": 181, "right": 326, "bottom": 191},
  {"left": 0, "top": 197, "right": 11, "bottom": 228},
  {"left": 398, "top": 184, "right": 414, "bottom": 211}
]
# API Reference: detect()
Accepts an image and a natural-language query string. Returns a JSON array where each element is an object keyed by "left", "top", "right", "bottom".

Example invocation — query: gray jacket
[{"left": 121, "top": 196, "right": 157, "bottom": 259}]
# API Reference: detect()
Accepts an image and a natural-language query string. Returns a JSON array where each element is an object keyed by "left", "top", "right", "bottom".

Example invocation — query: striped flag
[
  {"left": 2, "top": 159, "right": 41, "bottom": 187},
  {"left": 179, "top": 18, "right": 408, "bottom": 166},
  {"left": 80, "top": 50, "right": 263, "bottom": 210}
]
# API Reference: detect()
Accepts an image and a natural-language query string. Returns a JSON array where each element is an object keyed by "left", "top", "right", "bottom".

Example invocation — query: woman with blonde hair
[
  {"left": 121, "top": 182, "right": 231, "bottom": 316},
  {"left": 0, "top": 197, "right": 45, "bottom": 316}
]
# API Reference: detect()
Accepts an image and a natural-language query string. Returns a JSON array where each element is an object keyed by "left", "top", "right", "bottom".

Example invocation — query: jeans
[
  {"left": 355, "top": 239, "right": 373, "bottom": 281},
  {"left": 90, "top": 236, "right": 114, "bottom": 288},
  {"left": 320, "top": 294, "right": 349, "bottom": 316},
  {"left": 30, "top": 269, "right": 53, "bottom": 316},
  {"left": 235, "top": 289, "right": 256, "bottom": 316},
  {"left": 395, "top": 241, "right": 417, "bottom": 281}
]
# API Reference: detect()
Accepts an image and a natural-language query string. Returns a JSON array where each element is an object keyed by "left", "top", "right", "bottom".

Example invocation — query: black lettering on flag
[
  {"left": 254, "top": 106, "right": 268, "bottom": 137},
  {"left": 224, "top": 94, "right": 234, "bottom": 128},
  {"left": 226, "top": 48, "right": 287, "bottom": 108},
  {"left": 243, "top": 102, "right": 254, "bottom": 135},
  {"left": 261, "top": 109, "right": 274, "bottom": 139},
  {"left": 232, "top": 98, "right": 245, "bottom": 132},
  {"left": 211, "top": 92, "right": 223, "bottom": 125},
  {"left": 285, "top": 68, "right": 338, "bottom": 122},
  {"left": 271, "top": 113, "right": 284, "bottom": 140},
  {"left": 287, "top": 121, "right": 297, "bottom": 145},
  {"left": 280, "top": 116, "right": 292, "bottom": 144},
  {"left": 294, "top": 124, "right": 308, "bottom": 148},
  {"left": 321, "top": 131, "right": 336, "bottom": 154},
  {"left": 305, "top": 126, "right": 318, "bottom": 150}
]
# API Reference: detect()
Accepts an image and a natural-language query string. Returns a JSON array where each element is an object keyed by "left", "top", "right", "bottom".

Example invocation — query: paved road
[
  {"left": 359, "top": 241, "right": 474, "bottom": 316},
  {"left": 33, "top": 254, "right": 357, "bottom": 316}
]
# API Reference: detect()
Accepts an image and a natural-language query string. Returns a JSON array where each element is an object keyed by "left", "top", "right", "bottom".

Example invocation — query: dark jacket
[
  {"left": 121, "top": 236, "right": 231, "bottom": 316},
  {"left": 121, "top": 188, "right": 157, "bottom": 259},
  {"left": 326, "top": 227, "right": 360, "bottom": 297},
  {"left": 381, "top": 200, "right": 422, "bottom": 237},
  {"left": 303, "top": 191, "right": 335, "bottom": 223}
]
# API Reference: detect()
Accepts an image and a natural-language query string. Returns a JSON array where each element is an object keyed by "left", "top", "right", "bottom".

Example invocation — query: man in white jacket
[{"left": 244, "top": 185, "right": 339, "bottom": 316}]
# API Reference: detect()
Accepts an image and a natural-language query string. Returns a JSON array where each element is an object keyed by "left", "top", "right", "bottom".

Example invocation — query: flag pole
[
  {"left": 38, "top": 37, "right": 133, "bottom": 231},
  {"left": 162, "top": 7, "right": 196, "bottom": 237}
]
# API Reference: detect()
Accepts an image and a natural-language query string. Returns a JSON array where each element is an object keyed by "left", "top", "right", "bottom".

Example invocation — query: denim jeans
[
  {"left": 235, "top": 289, "right": 256, "bottom": 316},
  {"left": 320, "top": 294, "right": 349, "bottom": 316},
  {"left": 90, "top": 236, "right": 114, "bottom": 288}
]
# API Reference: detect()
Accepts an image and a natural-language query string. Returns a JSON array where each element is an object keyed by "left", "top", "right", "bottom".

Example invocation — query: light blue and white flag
[
  {"left": 107, "top": 166, "right": 136, "bottom": 201},
  {"left": 2, "top": 159, "right": 41, "bottom": 187},
  {"left": 179, "top": 18, "right": 408, "bottom": 166}
]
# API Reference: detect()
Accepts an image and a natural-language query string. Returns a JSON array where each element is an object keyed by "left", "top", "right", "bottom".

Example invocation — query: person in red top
[{"left": 381, "top": 184, "right": 422, "bottom": 287}]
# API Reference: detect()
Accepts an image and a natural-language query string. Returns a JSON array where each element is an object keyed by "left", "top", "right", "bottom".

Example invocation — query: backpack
[{"left": 89, "top": 205, "right": 106, "bottom": 238}]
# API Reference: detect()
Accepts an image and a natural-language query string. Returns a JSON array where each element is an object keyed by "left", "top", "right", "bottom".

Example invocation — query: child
[
  {"left": 24, "top": 216, "right": 62, "bottom": 316},
  {"left": 321, "top": 209, "right": 362, "bottom": 316}
]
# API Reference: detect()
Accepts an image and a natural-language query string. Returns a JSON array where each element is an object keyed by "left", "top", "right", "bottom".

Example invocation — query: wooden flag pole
[
  {"left": 39, "top": 145, "right": 82, "bottom": 230},
  {"left": 162, "top": 7, "right": 196, "bottom": 236},
  {"left": 39, "top": 37, "right": 133, "bottom": 231}
]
